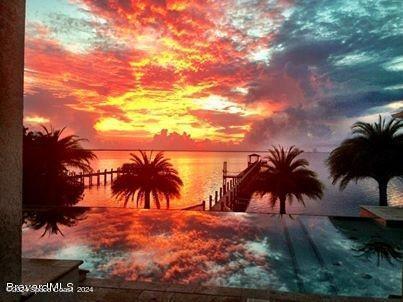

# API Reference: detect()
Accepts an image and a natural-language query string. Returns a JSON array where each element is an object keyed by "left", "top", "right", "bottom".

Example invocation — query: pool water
[{"left": 22, "top": 207, "right": 402, "bottom": 298}]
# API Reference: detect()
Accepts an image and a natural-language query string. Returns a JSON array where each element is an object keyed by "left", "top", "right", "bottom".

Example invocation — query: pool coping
[
  {"left": 21, "top": 258, "right": 82, "bottom": 299},
  {"left": 360, "top": 206, "right": 403, "bottom": 227},
  {"left": 22, "top": 205, "right": 383, "bottom": 219}
]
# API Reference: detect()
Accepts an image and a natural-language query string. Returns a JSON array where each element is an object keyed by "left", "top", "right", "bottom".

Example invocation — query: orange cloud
[{"left": 25, "top": 0, "right": 296, "bottom": 149}]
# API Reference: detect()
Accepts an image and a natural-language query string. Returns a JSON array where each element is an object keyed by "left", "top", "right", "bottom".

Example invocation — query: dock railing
[
  {"left": 209, "top": 160, "right": 261, "bottom": 211},
  {"left": 67, "top": 168, "right": 125, "bottom": 187}
]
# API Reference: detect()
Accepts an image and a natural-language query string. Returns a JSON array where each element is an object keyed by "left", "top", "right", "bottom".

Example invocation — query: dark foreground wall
[{"left": 0, "top": 1, "right": 25, "bottom": 301}]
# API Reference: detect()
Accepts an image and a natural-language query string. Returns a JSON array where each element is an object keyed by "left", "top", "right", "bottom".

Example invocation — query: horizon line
[{"left": 85, "top": 148, "right": 329, "bottom": 153}]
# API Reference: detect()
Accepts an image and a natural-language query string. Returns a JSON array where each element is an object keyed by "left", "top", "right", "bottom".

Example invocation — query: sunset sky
[{"left": 24, "top": 0, "right": 403, "bottom": 150}]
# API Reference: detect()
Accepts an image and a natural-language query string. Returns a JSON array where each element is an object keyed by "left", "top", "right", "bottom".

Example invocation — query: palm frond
[{"left": 255, "top": 145, "right": 323, "bottom": 213}]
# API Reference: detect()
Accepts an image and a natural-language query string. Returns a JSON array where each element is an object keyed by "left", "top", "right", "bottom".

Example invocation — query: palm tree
[
  {"left": 327, "top": 116, "right": 403, "bottom": 206},
  {"left": 111, "top": 151, "right": 183, "bottom": 209},
  {"left": 24, "top": 126, "right": 95, "bottom": 175},
  {"left": 23, "top": 207, "right": 88, "bottom": 237},
  {"left": 253, "top": 146, "right": 323, "bottom": 214},
  {"left": 23, "top": 126, "right": 96, "bottom": 206}
]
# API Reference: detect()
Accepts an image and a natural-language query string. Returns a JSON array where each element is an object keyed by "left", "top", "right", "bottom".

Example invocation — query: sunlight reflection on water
[{"left": 77, "top": 151, "right": 402, "bottom": 216}]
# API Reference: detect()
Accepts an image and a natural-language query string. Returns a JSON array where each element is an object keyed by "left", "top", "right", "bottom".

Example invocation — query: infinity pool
[{"left": 22, "top": 207, "right": 402, "bottom": 298}]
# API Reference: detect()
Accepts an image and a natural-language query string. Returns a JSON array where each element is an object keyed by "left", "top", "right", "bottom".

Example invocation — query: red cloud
[
  {"left": 25, "top": 35, "right": 136, "bottom": 100},
  {"left": 189, "top": 109, "right": 255, "bottom": 127},
  {"left": 24, "top": 0, "right": 302, "bottom": 149}
]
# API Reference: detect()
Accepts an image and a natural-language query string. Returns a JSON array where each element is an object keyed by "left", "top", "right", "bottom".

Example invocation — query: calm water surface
[
  {"left": 22, "top": 208, "right": 402, "bottom": 298},
  {"left": 78, "top": 151, "right": 402, "bottom": 216}
]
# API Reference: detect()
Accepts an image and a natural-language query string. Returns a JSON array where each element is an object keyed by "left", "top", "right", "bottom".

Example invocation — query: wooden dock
[
  {"left": 70, "top": 153, "right": 264, "bottom": 212},
  {"left": 208, "top": 160, "right": 262, "bottom": 211},
  {"left": 68, "top": 168, "right": 125, "bottom": 187}
]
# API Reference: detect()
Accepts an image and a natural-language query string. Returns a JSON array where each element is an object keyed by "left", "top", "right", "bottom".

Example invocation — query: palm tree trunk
[
  {"left": 279, "top": 196, "right": 286, "bottom": 214},
  {"left": 144, "top": 191, "right": 151, "bottom": 209},
  {"left": 378, "top": 179, "right": 388, "bottom": 207}
]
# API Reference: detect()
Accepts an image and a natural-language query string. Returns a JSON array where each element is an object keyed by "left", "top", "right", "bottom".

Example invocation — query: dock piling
[
  {"left": 223, "top": 196, "right": 229, "bottom": 211},
  {"left": 97, "top": 170, "right": 100, "bottom": 186}
]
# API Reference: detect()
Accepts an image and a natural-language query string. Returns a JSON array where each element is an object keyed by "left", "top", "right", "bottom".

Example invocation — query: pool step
[
  {"left": 281, "top": 218, "right": 305, "bottom": 293},
  {"left": 79, "top": 268, "right": 90, "bottom": 282},
  {"left": 284, "top": 217, "right": 338, "bottom": 295},
  {"left": 21, "top": 258, "right": 82, "bottom": 301}
]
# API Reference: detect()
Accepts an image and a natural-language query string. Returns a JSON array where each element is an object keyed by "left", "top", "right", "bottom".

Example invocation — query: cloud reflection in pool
[{"left": 22, "top": 208, "right": 401, "bottom": 297}]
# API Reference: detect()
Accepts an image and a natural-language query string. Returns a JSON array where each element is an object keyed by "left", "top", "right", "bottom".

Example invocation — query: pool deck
[
  {"left": 22, "top": 258, "right": 83, "bottom": 285},
  {"left": 20, "top": 259, "right": 401, "bottom": 301},
  {"left": 21, "top": 258, "right": 82, "bottom": 301},
  {"left": 360, "top": 206, "right": 403, "bottom": 227},
  {"left": 76, "top": 278, "right": 398, "bottom": 301}
]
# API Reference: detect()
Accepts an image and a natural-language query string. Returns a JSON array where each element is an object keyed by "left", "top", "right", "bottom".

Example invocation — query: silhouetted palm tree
[
  {"left": 24, "top": 126, "right": 95, "bottom": 174},
  {"left": 254, "top": 146, "right": 323, "bottom": 214},
  {"left": 24, "top": 126, "right": 96, "bottom": 206},
  {"left": 23, "top": 207, "right": 88, "bottom": 237},
  {"left": 327, "top": 116, "right": 403, "bottom": 206},
  {"left": 112, "top": 151, "right": 183, "bottom": 209}
]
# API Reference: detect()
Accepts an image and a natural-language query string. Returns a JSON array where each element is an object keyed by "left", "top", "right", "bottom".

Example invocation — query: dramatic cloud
[{"left": 25, "top": 0, "right": 403, "bottom": 150}]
